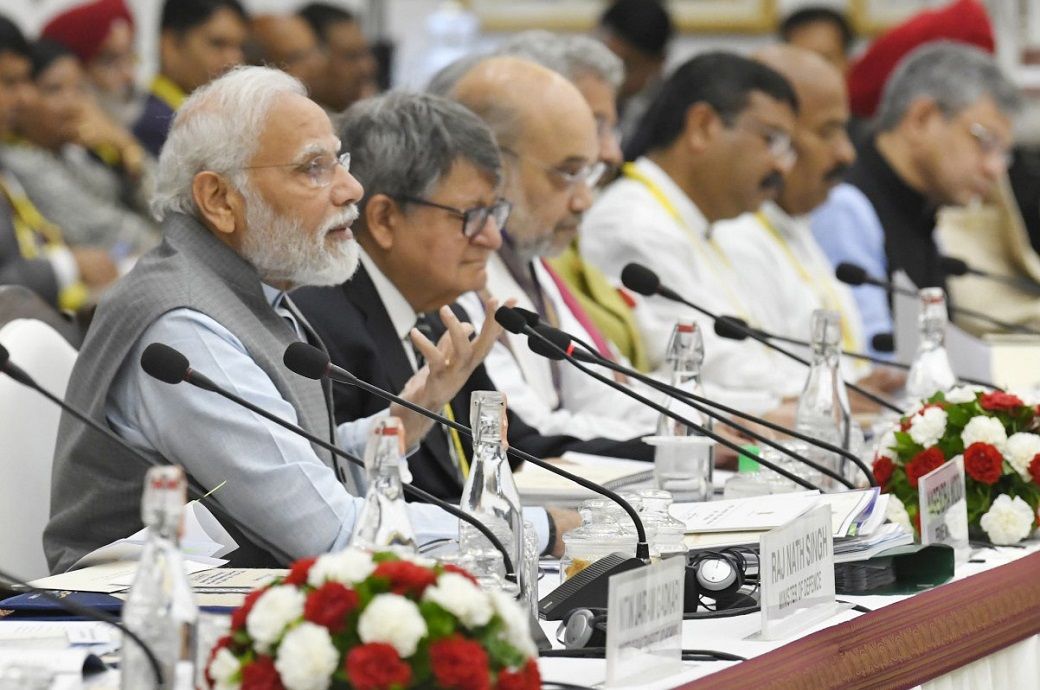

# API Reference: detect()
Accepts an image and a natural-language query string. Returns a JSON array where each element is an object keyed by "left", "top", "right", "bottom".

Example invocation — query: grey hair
[
  {"left": 336, "top": 91, "right": 502, "bottom": 228},
  {"left": 151, "top": 65, "right": 307, "bottom": 220},
  {"left": 496, "top": 30, "right": 624, "bottom": 91},
  {"left": 426, "top": 53, "right": 488, "bottom": 96},
  {"left": 876, "top": 41, "right": 1021, "bottom": 132}
]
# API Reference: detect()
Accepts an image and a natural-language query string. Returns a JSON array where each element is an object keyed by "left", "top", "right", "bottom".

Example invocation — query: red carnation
[
  {"left": 373, "top": 559, "right": 438, "bottom": 596},
  {"left": 963, "top": 442, "right": 1004, "bottom": 485},
  {"left": 429, "top": 634, "right": 491, "bottom": 690},
  {"left": 241, "top": 656, "right": 285, "bottom": 690},
  {"left": 496, "top": 659, "right": 541, "bottom": 690},
  {"left": 204, "top": 635, "right": 235, "bottom": 689},
  {"left": 231, "top": 586, "right": 267, "bottom": 632},
  {"left": 905, "top": 447, "right": 945, "bottom": 488},
  {"left": 872, "top": 456, "right": 894, "bottom": 487},
  {"left": 283, "top": 556, "right": 317, "bottom": 586},
  {"left": 441, "top": 563, "right": 480, "bottom": 585},
  {"left": 304, "top": 581, "right": 359, "bottom": 634},
  {"left": 1029, "top": 454, "right": 1040, "bottom": 485},
  {"left": 979, "top": 391, "right": 1024, "bottom": 412},
  {"left": 345, "top": 643, "right": 412, "bottom": 690}
]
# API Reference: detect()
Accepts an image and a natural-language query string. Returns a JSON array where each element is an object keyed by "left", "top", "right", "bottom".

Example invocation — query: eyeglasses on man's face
[
  {"left": 501, "top": 146, "right": 607, "bottom": 190},
  {"left": 397, "top": 195, "right": 512, "bottom": 238},
  {"left": 968, "top": 122, "right": 1012, "bottom": 169},
  {"left": 732, "top": 118, "right": 796, "bottom": 167},
  {"left": 245, "top": 151, "right": 351, "bottom": 189}
]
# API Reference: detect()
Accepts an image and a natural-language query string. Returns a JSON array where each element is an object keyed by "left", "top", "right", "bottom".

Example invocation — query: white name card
[
  {"left": 758, "top": 504, "right": 838, "bottom": 640},
  {"left": 605, "top": 556, "right": 685, "bottom": 686},
  {"left": 918, "top": 455, "right": 969, "bottom": 564}
]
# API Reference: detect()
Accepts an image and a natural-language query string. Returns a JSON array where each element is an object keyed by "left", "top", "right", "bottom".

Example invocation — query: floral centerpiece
[
  {"left": 205, "top": 549, "right": 540, "bottom": 690},
  {"left": 873, "top": 387, "right": 1040, "bottom": 545}
]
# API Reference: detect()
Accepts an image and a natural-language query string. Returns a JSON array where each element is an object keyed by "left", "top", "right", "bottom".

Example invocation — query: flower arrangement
[
  {"left": 206, "top": 549, "right": 540, "bottom": 690},
  {"left": 873, "top": 387, "right": 1040, "bottom": 545}
]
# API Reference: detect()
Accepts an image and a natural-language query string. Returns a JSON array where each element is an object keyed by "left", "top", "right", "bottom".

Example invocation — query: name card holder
[{"left": 918, "top": 456, "right": 969, "bottom": 565}]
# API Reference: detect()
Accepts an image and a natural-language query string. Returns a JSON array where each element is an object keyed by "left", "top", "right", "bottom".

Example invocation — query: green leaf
[{"left": 419, "top": 601, "right": 457, "bottom": 639}]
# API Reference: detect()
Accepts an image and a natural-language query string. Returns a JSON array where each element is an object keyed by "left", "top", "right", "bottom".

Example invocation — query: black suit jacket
[{"left": 293, "top": 264, "right": 652, "bottom": 501}]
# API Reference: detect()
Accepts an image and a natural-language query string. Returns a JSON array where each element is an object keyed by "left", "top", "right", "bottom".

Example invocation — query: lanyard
[{"left": 150, "top": 74, "right": 186, "bottom": 111}]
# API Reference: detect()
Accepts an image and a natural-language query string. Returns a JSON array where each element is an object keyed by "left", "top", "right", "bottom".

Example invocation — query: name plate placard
[
  {"left": 918, "top": 455, "right": 969, "bottom": 564},
  {"left": 605, "top": 556, "right": 684, "bottom": 686},
  {"left": 758, "top": 504, "right": 837, "bottom": 640}
]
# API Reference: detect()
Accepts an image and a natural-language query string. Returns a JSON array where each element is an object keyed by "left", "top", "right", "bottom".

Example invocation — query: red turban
[
  {"left": 41, "top": 0, "right": 134, "bottom": 66},
  {"left": 847, "top": 0, "right": 995, "bottom": 119}
]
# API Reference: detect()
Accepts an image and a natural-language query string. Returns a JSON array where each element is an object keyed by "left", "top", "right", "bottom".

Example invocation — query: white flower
[
  {"left": 909, "top": 407, "right": 948, "bottom": 448},
  {"left": 874, "top": 429, "right": 897, "bottom": 461},
  {"left": 961, "top": 416, "right": 1007, "bottom": 452},
  {"left": 943, "top": 505, "right": 969, "bottom": 543},
  {"left": 246, "top": 585, "right": 306, "bottom": 654},
  {"left": 357, "top": 593, "right": 427, "bottom": 657},
  {"left": 307, "top": 549, "right": 375, "bottom": 587},
  {"left": 487, "top": 589, "right": 537, "bottom": 658},
  {"left": 1005, "top": 432, "right": 1040, "bottom": 481},
  {"left": 208, "top": 647, "right": 241, "bottom": 690},
  {"left": 980, "top": 494, "right": 1035, "bottom": 545},
  {"left": 423, "top": 572, "right": 493, "bottom": 628},
  {"left": 944, "top": 386, "right": 980, "bottom": 404},
  {"left": 885, "top": 497, "right": 913, "bottom": 533},
  {"left": 1010, "top": 388, "right": 1040, "bottom": 406},
  {"left": 274, "top": 622, "right": 339, "bottom": 690}
]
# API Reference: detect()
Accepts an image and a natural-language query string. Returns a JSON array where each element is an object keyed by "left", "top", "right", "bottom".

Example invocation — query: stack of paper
[
  {"left": 513, "top": 452, "right": 654, "bottom": 505},
  {"left": 833, "top": 523, "right": 915, "bottom": 564}
]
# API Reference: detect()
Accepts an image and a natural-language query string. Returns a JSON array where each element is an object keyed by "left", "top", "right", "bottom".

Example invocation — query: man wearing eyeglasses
[{"left": 812, "top": 42, "right": 1019, "bottom": 352}]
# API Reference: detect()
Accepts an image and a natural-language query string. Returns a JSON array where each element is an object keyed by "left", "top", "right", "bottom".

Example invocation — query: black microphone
[
  {"left": 940, "top": 255, "right": 1040, "bottom": 296},
  {"left": 281, "top": 341, "right": 651, "bottom": 562},
  {"left": 621, "top": 262, "right": 902, "bottom": 414},
  {"left": 0, "top": 344, "right": 294, "bottom": 566},
  {"left": 496, "top": 307, "right": 824, "bottom": 493},
  {"left": 0, "top": 565, "right": 163, "bottom": 688},
  {"left": 834, "top": 262, "right": 1040, "bottom": 336},
  {"left": 140, "top": 343, "right": 517, "bottom": 580},
  {"left": 526, "top": 322, "right": 868, "bottom": 488},
  {"left": 872, "top": 333, "right": 894, "bottom": 354}
]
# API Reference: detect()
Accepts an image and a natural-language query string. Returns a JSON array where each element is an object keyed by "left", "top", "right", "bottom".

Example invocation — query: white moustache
[{"left": 321, "top": 204, "right": 360, "bottom": 234}]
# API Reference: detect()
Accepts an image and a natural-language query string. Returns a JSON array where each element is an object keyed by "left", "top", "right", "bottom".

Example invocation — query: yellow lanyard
[
  {"left": 150, "top": 74, "right": 186, "bottom": 112},
  {"left": 441, "top": 403, "right": 469, "bottom": 479},
  {"left": 0, "top": 175, "right": 64, "bottom": 258}
]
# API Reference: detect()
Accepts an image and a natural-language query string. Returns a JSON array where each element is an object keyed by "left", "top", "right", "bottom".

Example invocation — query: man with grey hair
[
  {"left": 812, "top": 41, "right": 1020, "bottom": 350},
  {"left": 44, "top": 66, "right": 519, "bottom": 572}
]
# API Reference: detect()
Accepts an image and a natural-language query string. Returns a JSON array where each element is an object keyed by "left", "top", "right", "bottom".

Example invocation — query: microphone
[
  {"left": 526, "top": 322, "right": 870, "bottom": 488},
  {"left": 281, "top": 341, "right": 651, "bottom": 562},
  {"left": 495, "top": 307, "right": 824, "bottom": 493},
  {"left": 621, "top": 263, "right": 902, "bottom": 414},
  {"left": 940, "top": 255, "right": 1040, "bottom": 296},
  {"left": 834, "top": 262, "right": 1040, "bottom": 336},
  {"left": 871, "top": 333, "right": 894, "bottom": 354},
  {"left": 0, "top": 344, "right": 294, "bottom": 566},
  {"left": 140, "top": 343, "right": 517, "bottom": 580}
]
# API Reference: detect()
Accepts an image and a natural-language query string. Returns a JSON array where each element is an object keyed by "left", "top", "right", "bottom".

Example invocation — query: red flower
[
  {"left": 283, "top": 556, "right": 317, "bottom": 586},
  {"left": 373, "top": 559, "right": 438, "bottom": 596},
  {"left": 963, "top": 442, "right": 1004, "bottom": 485},
  {"left": 241, "top": 656, "right": 285, "bottom": 690},
  {"left": 979, "top": 392, "right": 1024, "bottom": 412},
  {"left": 345, "top": 643, "right": 412, "bottom": 690},
  {"left": 231, "top": 586, "right": 266, "bottom": 632},
  {"left": 204, "top": 635, "right": 234, "bottom": 689},
  {"left": 441, "top": 563, "right": 480, "bottom": 585},
  {"left": 1029, "top": 453, "right": 1040, "bottom": 485},
  {"left": 872, "top": 456, "right": 894, "bottom": 487},
  {"left": 304, "top": 581, "right": 359, "bottom": 634},
  {"left": 496, "top": 659, "right": 541, "bottom": 690},
  {"left": 429, "top": 634, "right": 491, "bottom": 690},
  {"left": 912, "top": 511, "right": 921, "bottom": 535},
  {"left": 905, "top": 447, "right": 945, "bottom": 488}
]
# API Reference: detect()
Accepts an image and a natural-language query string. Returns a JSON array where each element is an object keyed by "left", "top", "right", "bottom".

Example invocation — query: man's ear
[
  {"left": 363, "top": 194, "right": 402, "bottom": 251},
  {"left": 191, "top": 171, "right": 240, "bottom": 237},
  {"left": 682, "top": 101, "right": 719, "bottom": 155}
]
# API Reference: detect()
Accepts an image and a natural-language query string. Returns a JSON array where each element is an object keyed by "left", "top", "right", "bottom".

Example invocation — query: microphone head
[
  {"left": 140, "top": 343, "right": 190, "bottom": 384},
  {"left": 940, "top": 255, "right": 970, "bottom": 276},
  {"left": 512, "top": 307, "right": 541, "bottom": 328},
  {"left": 714, "top": 315, "right": 750, "bottom": 341},
  {"left": 871, "top": 332, "right": 895, "bottom": 353},
  {"left": 835, "top": 262, "right": 868, "bottom": 286},
  {"left": 283, "top": 342, "right": 331, "bottom": 380},
  {"left": 494, "top": 306, "right": 528, "bottom": 335},
  {"left": 527, "top": 331, "right": 566, "bottom": 361},
  {"left": 620, "top": 263, "right": 660, "bottom": 296},
  {"left": 0, "top": 344, "right": 8, "bottom": 369}
]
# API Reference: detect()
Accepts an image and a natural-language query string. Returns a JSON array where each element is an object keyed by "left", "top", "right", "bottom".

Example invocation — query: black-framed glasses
[
  {"left": 397, "top": 195, "right": 512, "bottom": 238},
  {"left": 245, "top": 151, "right": 351, "bottom": 188}
]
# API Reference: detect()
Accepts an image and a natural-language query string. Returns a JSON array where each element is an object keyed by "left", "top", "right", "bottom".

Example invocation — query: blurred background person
[
  {"left": 298, "top": 2, "right": 379, "bottom": 114},
  {"left": 247, "top": 13, "right": 324, "bottom": 95},
  {"left": 778, "top": 5, "right": 856, "bottom": 75}
]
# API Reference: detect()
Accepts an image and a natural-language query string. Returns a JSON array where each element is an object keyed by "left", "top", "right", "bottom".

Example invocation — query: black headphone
[
  {"left": 686, "top": 547, "right": 759, "bottom": 615},
  {"left": 556, "top": 607, "right": 608, "bottom": 649}
]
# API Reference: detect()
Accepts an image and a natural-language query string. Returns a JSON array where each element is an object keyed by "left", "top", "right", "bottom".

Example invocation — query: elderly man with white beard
[{"left": 44, "top": 66, "right": 516, "bottom": 573}]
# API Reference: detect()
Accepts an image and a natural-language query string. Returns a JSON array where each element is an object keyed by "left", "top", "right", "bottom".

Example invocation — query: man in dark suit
[{"left": 294, "top": 91, "right": 650, "bottom": 502}]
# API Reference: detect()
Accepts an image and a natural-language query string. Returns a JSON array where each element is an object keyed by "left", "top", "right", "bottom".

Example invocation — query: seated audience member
[
  {"left": 2, "top": 40, "right": 159, "bottom": 258},
  {"left": 41, "top": 0, "right": 143, "bottom": 128},
  {"left": 247, "top": 14, "right": 323, "bottom": 94},
  {"left": 580, "top": 52, "right": 803, "bottom": 402},
  {"left": 778, "top": 6, "right": 855, "bottom": 75},
  {"left": 298, "top": 2, "right": 378, "bottom": 114},
  {"left": 44, "top": 66, "right": 568, "bottom": 573},
  {"left": 293, "top": 91, "right": 650, "bottom": 500},
  {"left": 0, "top": 16, "right": 115, "bottom": 310},
  {"left": 133, "top": 0, "right": 248, "bottom": 157},
  {"left": 811, "top": 42, "right": 1019, "bottom": 353}
]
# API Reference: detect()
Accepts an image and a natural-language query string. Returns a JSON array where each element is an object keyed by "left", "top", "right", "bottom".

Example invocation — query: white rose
[
  {"left": 980, "top": 494, "right": 1035, "bottom": 545},
  {"left": 274, "top": 622, "right": 339, "bottom": 690},
  {"left": 885, "top": 497, "right": 913, "bottom": 533},
  {"left": 487, "top": 589, "right": 537, "bottom": 658},
  {"left": 875, "top": 429, "right": 897, "bottom": 461},
  {"left": 961, "top": 416, "right": 1007, "bottom": 452},
  {"left": 909, "top": 407, "right": 947, "bottom": 448},
  {"left": 307, "top": 549, "right": 376, "bottom": 587},
  {"left": 208, "top": 647, "right": 241, "bottom": 690},
  {"left": 1010, "top": 388, "right": 1040, "bottom": 406},
  {"left": 246, "top": 585, "right": 306, "bottom": 654},
  {"left": 944, "top": 386, "right": 980, "bottom": 404},
  {"left": 357, "top": 593, "right": 428, "bottom": 657},
  {"left": 1004, "top": 432, "right": 1040, "bottom": 481},
  {"left": 423, "top": 572, "right": 493, "bottom": 629}
]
